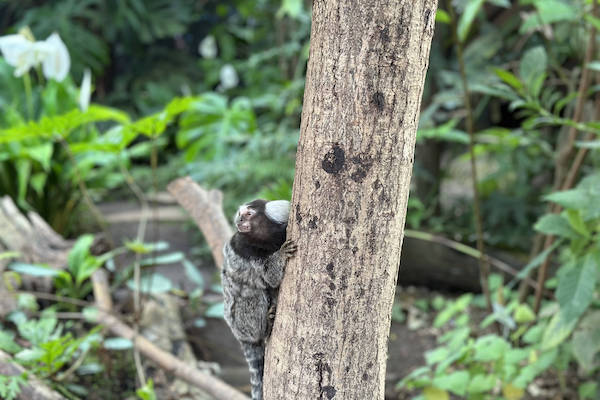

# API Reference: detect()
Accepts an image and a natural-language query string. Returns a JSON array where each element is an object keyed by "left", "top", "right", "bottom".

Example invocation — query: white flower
[
  {"left": 78, "top": 68, "right": 92, "bottom": 111},
  {"left": 219, "top": 64, "right": 238, "bottom": 90},
  {"left": 42, "top": 33, "right": 70, "bottom": 81},
  {"left": 198, "top": 35, "right": 217, "bottom": 59},
  {"left": 0, "top": 33, "right": 51, "bottom": 77},
  {"left": 0, "top": 31, "right": 70, "bottom": 81}
]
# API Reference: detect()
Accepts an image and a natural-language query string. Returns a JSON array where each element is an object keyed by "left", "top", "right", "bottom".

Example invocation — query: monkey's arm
[{"left": 262, "top": 240, "right": 296, "bottom": 287}]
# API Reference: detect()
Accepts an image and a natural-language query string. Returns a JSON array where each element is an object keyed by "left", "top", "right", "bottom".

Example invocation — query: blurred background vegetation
[{"left": 0, "top": 0, "right": 599, "bottom": 399}]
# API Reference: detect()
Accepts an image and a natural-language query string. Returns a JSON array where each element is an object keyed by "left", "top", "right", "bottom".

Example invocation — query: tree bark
[{"left": 264, "top": 1, "right": 437, "bottom": 399}]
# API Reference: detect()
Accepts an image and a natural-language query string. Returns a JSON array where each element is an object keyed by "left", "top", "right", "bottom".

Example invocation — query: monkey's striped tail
[{"left": 240, "top": 341, "right": 265, "bottom": 400}]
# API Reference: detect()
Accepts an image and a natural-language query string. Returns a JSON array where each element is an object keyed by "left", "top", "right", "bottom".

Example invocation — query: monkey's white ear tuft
[{"left": 265, "top": 200, "right": 290, "bottom": 224}]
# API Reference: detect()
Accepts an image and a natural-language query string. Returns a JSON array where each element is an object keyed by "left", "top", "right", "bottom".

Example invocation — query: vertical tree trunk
[{"left": 264, "top": 1, "right": 437, "bottom": 399}]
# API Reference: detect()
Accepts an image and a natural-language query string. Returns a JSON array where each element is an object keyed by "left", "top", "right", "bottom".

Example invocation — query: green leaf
[
  {"left": 457, "top": 0, "right": 485, "bottom": 42},
  {"left": 140, "top": 252, "right": 185, "bottom": 266},
  {"left": 585, "top": 14, "right": 600, "bottom": 31},
  {"left": 520, "top": 0, "right": 577, "bottom": 33},
  {"left": 467, "top": 374, "right": 496, "bottom": 394},
  {"left": 103, "top": 337, "right": 133, "bottom": 350},
  {"left": 425, "top": 347, "right": 449, "bottom": 365},
  {"left": 523, "top": 323, "right": 545, "bottom": 344},
  {"left": 9, "top": 262, "right": 63, "bottom": 277},
  {"left": 502, "top": 383, "right": 525, "bottom": 400},
  {"left": 513, "top": 348, "right": 557, "bottom": 387},
  {"left": 15, "top": 347, "right": 45, "bottom": 362},
  {"left": 578, "top": 381, "right": 599, "bottom": 400},
  {"left": 587, "top": 61, "right": 600, "bottom": 71},
  {"left": 434, "top": 294, "right": 472, "bottom": 327},
  {"left": 565, "top": 209, "right": 590, "bottom": 238},
  {"left": 423, "top": 386, "right": 449, "bottom": 400},
  {"left": 519, "top": 46, "right": 547, "bottom": 90},
  {"left": 541, "top": 312, "right": 577, "bottom": 350},
  {"left": 575, "top": 140, "right": 600, "bottom": 149},
  {"left": 508, "top": 240, "right": 562, "bottom": 289},
  {"left": 205, "top": 302, "right": 225, "bottom": 318},
  {"left": 473, "top": 335, "right": 509, "bottom": 361},
  {"left": 505, "top": 348, "right": 529, "bottom": 365},
  {"left": 432, "top": 370, "right": 470, "bottom": 396},
  {"left": 533, "top": 214, "right": 578, "bottom": 239},
  {"left": 494, "top": 68, "right": 523, "bottom": 91},
  {"left": 21, "top": 144, "right": 53, "bottom": 170},
  {"left": 82, "top": 307, "right": 100, "bottom": 322},
  {"left": 67, "top": 234, "right": 95, "bottom": 275},
  {"left": 514, "top": 304, "right": 536, "bottom": 323},
  {"left": 572, "top": 311, "right": 600, "bottom": 372},
  {"left": 436, "top": 10, "right": 451, "bottom": 24},
  {"left": 545, "top": 174, "right": 600, "bottom": 219},
  {"left": 0, "top": 330, "right": 22, "bottom": 354},
  {"left": 15, "top": 159, "right": 31, "bottom": 208},
  {"left": 556, "top": 255, "right": 597, "bottom": 324},
  {"left": 277, "top": 0, "right": 303, "bottom": 19},
  {"left": 127, "top": 274, "right": 173, "bottom": 294},
  {"left": 182, "top": 259, "right": 204, "bottom": 287},
  {"left": 136, "top": 379, "right": 157, "bottom": 400}
]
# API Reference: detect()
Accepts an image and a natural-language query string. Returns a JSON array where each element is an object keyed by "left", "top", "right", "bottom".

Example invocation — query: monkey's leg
[{"left": 240, "top": 341, "right": 265, "bottom": 400}]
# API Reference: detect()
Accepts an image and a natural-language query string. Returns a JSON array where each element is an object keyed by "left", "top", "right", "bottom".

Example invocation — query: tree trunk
[{"left": 264, "top": 1, "right": 437, "bottom": 399}]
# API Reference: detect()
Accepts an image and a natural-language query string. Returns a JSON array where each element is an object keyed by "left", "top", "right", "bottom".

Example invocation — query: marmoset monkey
[{"left": 221, "top": 199, "right": 296, "bottom": 400}]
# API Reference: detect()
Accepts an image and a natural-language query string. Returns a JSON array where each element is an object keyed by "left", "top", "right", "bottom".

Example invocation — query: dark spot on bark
[
  {"left": 352, "top": 247, "right": 358, "bottom": 254},
  {"left": 350, "top": 154, "right": 373, "bottom": 183},
  {"left": 325, "top": 295, "right": 336, "bottom": 308},
  {"left": 345, "top": 366, "right": 350, "bottom": 373},
  {"left": 358, "top": 287, "right": 365, "bottom": 298},
  {"left": 371, "top": 91, "right": 385, "bottom": 112},
  {"left": 315, "top": 180, "right": 321, "bottom": 189},
  {"left": 424, "top": 9, "right": 431, "bottom": 31},
  {"left": 308, "top": 217, "right": 318, "bottom": 229},
  {"left": 322, "top": 144, "right": 345, "bottom": 174},
  {"left": 315, "top": 356, "right": 334, "bottom": 399},
  {"left": 351, "top": 169, "right": 367, "bottom": 183},
  {"left": 340, "top": 275, "right": 348, "bottom": 290},
  {"left": 366, "top": 362, "right": 373, "bottom": 369},
  {"left": 379, "top": 26, "right": 390, "bottom": 43},
  {"left": 362, "top": 373, "right": 369, "bottom": 381},
  {"left": 329, "top": 282, "right": 336, "bottom": 290},
  {"left": 295, "top": 205, "right": 302, "bottom": 224},
  {"left": 322, "top": 386, "right": 337, "bottom": 399},
  {"left": 326, "top": 263, "right": 335, "bottom": 279}
]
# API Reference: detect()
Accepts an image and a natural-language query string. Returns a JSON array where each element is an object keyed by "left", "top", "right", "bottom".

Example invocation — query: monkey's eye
[{"left": 238, "top": 206, "right": 255, "bottom": 220}]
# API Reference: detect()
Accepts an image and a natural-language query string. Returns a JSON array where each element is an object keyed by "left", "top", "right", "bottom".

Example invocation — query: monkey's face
[{"left": 234, "top": 204, "right": 257, "bottom": 233}]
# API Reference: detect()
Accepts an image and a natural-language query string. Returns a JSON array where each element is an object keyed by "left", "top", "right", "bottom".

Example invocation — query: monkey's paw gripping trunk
[{"left": 241, "top": 341, "right": 265, "bottom": 400}]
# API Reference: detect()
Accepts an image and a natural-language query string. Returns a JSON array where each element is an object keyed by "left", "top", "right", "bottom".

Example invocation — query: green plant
[
  {"left": 8, "top": 234, "right": 121, "bottom": 301},
  {"left": 401, "top": 252, "right": 600, "bottom": 400},
  {"left": 0, "top": 374, "right": 26, "bottom": 400},
  {"left": 533, "top": 174, "right": 600, "bottom": 371},
  {"left": 136, "top": 378, "right": 157, "bottom": 400},
  {"left": 3, "top": 311, "right": 101, "bottom": 380},
  {"left": 400, "top": 293, "right": 555, "bottom": 400}
]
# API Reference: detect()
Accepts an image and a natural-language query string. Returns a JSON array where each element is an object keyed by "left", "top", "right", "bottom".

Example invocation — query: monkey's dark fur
[{"left": 221, "top": 199, "right": 296, "bottom": 400}]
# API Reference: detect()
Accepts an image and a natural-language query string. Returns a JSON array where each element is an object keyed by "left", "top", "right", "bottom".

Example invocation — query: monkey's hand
[
  {"left": 262, "top": 239, "right": 296, "bottom": 288},
  {"left": 281, "top": 239, "right": 297, "bottom": 258}
]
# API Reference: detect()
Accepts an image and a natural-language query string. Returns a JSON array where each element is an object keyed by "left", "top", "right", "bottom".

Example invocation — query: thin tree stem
[{"left": 447, "top": 0, "right": 493, "bottom": 312}]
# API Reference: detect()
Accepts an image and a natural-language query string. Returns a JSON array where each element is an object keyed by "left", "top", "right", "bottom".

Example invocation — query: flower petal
[
  {"left": 42, "top": 32, "right": 70, "bottom": 81},
  {"left": 0, "top": 34, "right": 38, "bottom": 76},
  {"left": 79, "top": 68, "right": 92, "bottom": 111}
]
